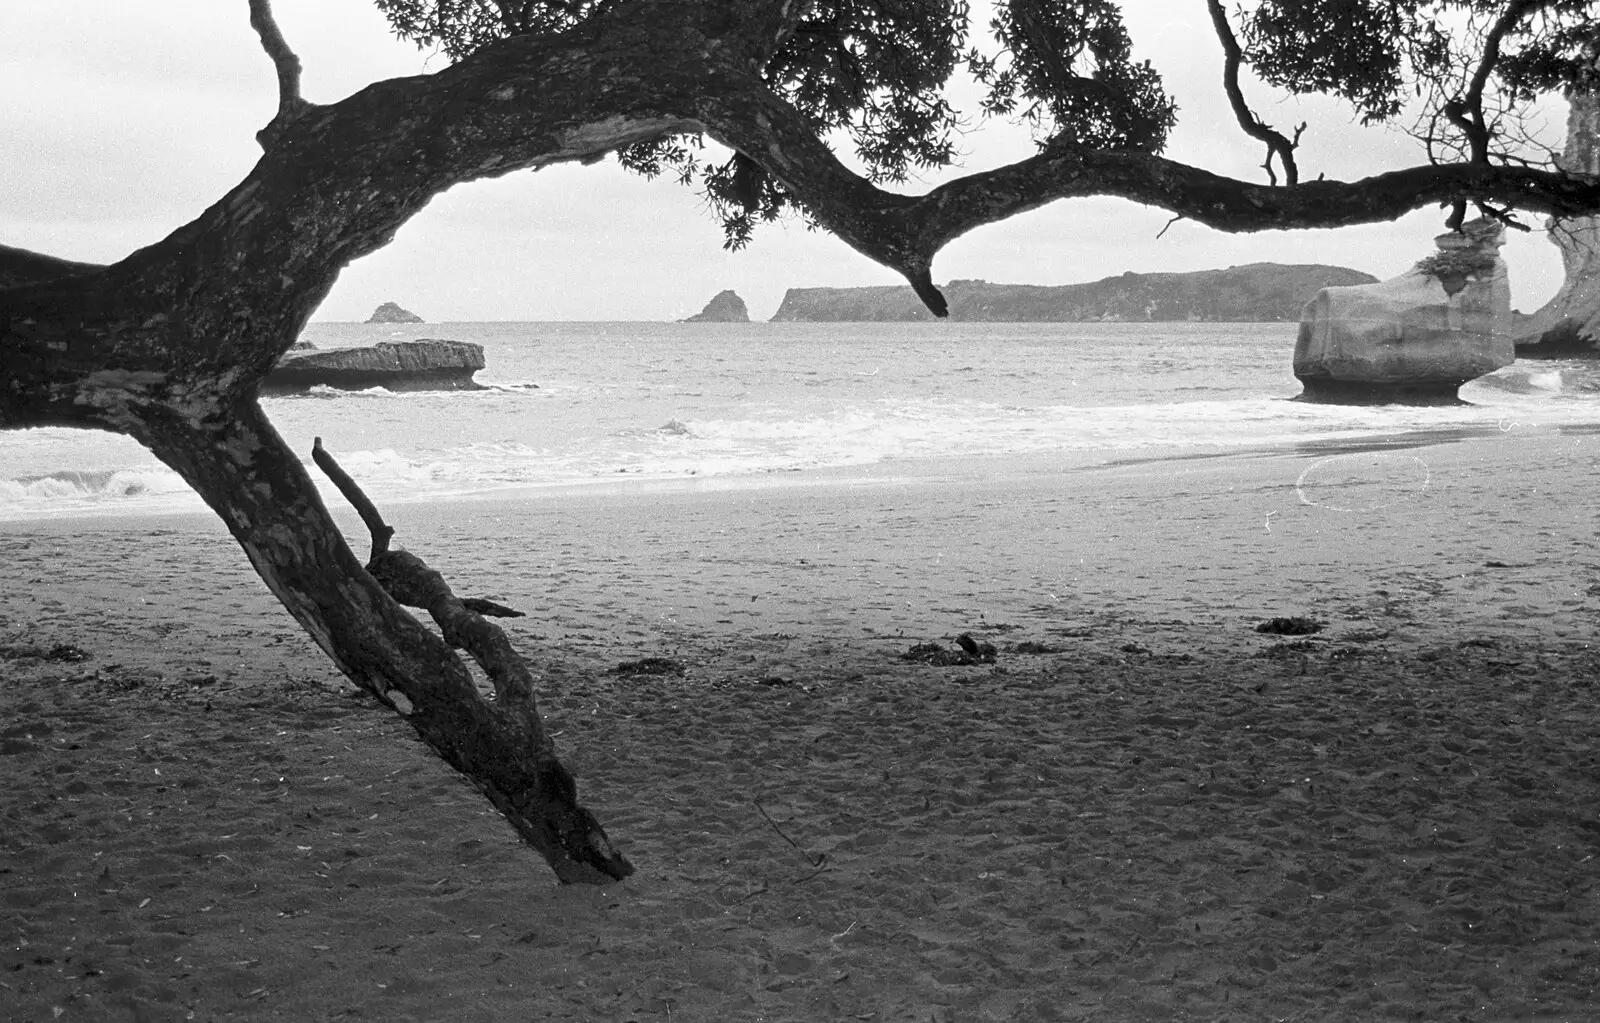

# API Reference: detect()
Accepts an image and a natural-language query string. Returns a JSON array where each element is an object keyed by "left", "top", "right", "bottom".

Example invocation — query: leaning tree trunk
[{"left": 140, "top": 398, "right": 633, "bottom": 883}]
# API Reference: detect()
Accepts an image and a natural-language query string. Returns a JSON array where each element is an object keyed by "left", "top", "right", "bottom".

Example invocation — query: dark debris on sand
[
  {"left": 609, "top": 656, "right": 688, "bottom": 677},
  {"left": 1255, "top": 616, "right": 1324, "bottom": 636},
  {"left": 0, "top": 641, "right": 88, "bottom": 662},
  {"left": 901, "top": 632, "right": 998, "bottom": 666}
]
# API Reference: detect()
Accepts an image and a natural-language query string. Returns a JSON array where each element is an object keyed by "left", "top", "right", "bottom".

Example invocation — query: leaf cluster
[
  {"left": 1239, "top": 1, "right": 1598, "bottom": 126},
  {"left": 372, "top": 0, "right": 608, "bottom": 60},
  {"left": 967, "top": 0, "right": 1175, "bottom": 151}
]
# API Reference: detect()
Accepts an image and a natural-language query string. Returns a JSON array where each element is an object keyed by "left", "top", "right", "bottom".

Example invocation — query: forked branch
[
  {"left": 302, "top": 438, "right": 627, "bottom": 880},
  {"left": 1205, "top": 0, "right": 1301, "bottom": 185},
  {"left": 1449, "top": 0, "right": 1550, "bottom": 164}
]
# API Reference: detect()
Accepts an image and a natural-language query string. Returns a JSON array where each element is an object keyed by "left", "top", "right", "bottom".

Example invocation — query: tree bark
[{"left": 144, "top": 401, "right": 632, "bottom": 883}]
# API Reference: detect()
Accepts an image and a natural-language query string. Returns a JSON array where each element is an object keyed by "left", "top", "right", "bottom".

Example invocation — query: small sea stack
[
  {"left": 366, "top": 301, "right": 424, "bottom": 324},
  {"left": 683, "top": 290, "right": 750, "bottom": 323}
]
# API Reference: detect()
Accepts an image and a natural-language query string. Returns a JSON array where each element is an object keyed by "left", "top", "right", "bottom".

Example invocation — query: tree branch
[
  {"left": 248, "top": 0, "right": 308, "bottom": 143},
  {"left": 1205, "top": 0, "right": 1300, "bottom": 186},
  {"left": 0, "top": 243, "right": 105, "bottom": 289},
  {"left": 1450, "top": 0, "right": 1551, "bottom": 164},
  {"left": 311, "top": 436, "right": 395, "bottom": 560},
  {"left": 698, "top": 60, "right": 1600, "bottom": 313}
]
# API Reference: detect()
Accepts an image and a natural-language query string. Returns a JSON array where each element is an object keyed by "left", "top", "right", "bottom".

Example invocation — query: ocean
[{"left": 3, "top": 320, "right": 1599, "bottom": 522}]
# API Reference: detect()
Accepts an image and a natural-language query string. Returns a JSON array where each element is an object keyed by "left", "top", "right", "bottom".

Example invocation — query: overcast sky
[{"left": 1, "top": 1, "right": 1575, "bottom": 321}]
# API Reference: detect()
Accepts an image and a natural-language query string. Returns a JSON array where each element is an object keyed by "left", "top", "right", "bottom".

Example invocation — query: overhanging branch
[
  {"left": 0, "top": 243, "right": 106, "bottom": 289},
  {"left": 698, "top": 61, "right": 1600, "bottom": 315}
]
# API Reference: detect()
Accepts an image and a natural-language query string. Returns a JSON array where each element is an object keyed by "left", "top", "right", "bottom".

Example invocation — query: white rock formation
[
  {"left": 1294, "top": 218, "right": 1513, "bottom": 403},
  {"left": 1515, "top": 88, "right": 1600, "bottom": 356}
]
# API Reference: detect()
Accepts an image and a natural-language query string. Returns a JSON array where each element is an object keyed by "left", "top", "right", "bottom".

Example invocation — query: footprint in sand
[{"left": 1296, "top": 453, "right": 1431, "bottom": 512}]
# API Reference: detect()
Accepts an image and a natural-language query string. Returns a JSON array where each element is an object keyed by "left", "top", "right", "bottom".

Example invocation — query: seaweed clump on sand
[
  {"left": 0, "top": 642, "right": 88, "bottom": 663},
  {"left": 609, "top": 657, "right": 688, "bottom": 677},
  {"left": 901, "top": 633, "right": 998, "bottom": 666},
  {"left": 1255, "top": 617, "right": 1323, "bottom": 636}
]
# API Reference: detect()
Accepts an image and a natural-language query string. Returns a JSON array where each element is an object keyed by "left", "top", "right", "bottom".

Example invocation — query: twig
[
  {"left": 754, "top": 800, "right": 826, "bottom": 868},
  {"left": 311, "top": 437, "right": 395, "bottom": 560},
  {"left": 793, "top": 860, "right": 830, "bottom": 883},
  {"left": 1156, "top": 214, "right": 1183, "bottom": 240},
  {"left": 461, "top": 597, "right": 526, "bottom": 618}
]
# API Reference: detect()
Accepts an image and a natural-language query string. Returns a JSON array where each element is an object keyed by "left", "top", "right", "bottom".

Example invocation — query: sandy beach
[{"left": 4, "top": 428, "right": 1600, "bottom": 1021}]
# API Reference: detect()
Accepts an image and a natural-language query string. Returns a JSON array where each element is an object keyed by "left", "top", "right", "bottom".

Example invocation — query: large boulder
[
  {"left": 683, "top": 289, "right": 750, "bottom": 322},
  {"left": 263, "top": 339, "right": 486, "bottom": 394},
  {"left": 1514, "top": 88, "right": 1600, "bottom": 357},
  {"left": 365, "top": 301, "right": 424, "bottom": 323},
  {"left": 1293, "top": 218, "right": 1513, "bottom": 404}
]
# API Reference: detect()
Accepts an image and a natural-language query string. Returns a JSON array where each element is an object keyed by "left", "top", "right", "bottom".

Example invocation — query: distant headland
[{"left": 768, "top": 263, "right": 1378, "bottom": 323}]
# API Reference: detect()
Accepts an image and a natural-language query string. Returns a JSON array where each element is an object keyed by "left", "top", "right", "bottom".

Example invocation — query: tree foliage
[{"left": 371, "top": 0, "right": 1598, "bottom": 245}]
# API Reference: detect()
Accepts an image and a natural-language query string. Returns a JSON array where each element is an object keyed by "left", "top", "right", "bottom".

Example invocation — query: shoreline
[
  {"left": 0, "top": 412, "right": 1562, "bottom": 526},
  {"left": 8, "top": 424, "right": 1596, "bottom": 664}
]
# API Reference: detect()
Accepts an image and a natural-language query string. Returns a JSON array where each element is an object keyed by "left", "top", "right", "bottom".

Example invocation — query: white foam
[{"left": 0, "top": 465, "right": 201, "bottom": 520}]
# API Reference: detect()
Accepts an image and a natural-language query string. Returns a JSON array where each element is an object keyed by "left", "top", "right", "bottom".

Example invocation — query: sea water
[{"left": 3, "top": 320, "right": 1599, "bottom": 521}]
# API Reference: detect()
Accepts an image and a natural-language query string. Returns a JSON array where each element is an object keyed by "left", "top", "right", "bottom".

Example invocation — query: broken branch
[
  {"left": 311, "top": 436, "right": 393, "bottom": 560},
  {"left": 310, "top": 439, "right": 533, "bottom": 700}
]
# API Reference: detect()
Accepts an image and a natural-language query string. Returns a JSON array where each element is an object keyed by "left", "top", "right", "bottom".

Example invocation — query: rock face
[
  {"left": 1294, "top": 218, "right": 1513, "bottom": 404},
  {"left": 769, "top": 264, "right": 1377, "bottom": 322},
  {"left": 1514, "top": 88, "right": 1600, "bottom": 357},
  {"left": 263, "top": 339, "right": 486, "bottom": 394},
  {"left": 683, "top": 290, "right": 750, "bottom": 322},
  {"left": 366, "top": 301, "right": 424, "bottom": 324}
]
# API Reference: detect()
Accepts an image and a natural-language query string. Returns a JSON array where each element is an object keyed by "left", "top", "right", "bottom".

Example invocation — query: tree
[{"left": 3, "top": 0, "right": 1598, "bottom": 884}]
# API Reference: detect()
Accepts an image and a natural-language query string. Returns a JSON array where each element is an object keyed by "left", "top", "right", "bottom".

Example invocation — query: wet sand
[{"left": 3, "top": 429, "right": 1600, "bottom": 1021}]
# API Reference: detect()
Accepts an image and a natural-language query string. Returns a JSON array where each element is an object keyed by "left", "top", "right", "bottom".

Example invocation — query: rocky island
[
  {"left": 770, "top": 264, "right": 1377, "bottom": 322},
  {"left": 263, "top": 339, "right": 486, "bottom": 394},
  {"left": 365, "top": 301, "right": 424, "bottom": 324},
  {"left": 683, "top": 290, "right": 750, "bottom": 322}
]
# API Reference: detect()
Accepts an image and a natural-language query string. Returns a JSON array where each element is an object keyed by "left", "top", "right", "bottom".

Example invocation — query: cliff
[
  {"left": 1513, "top": 87, "right": 1600, "bottom": 357},
  {"left": 683, "top": 290, "right": 750, "bottom": 322},
  {"left": 366, "top": 301, "right": 424, "bottom": 324},
  {"left": 263, "top": 339, "right": 486, "bottom": 394},
  {"left": 769, "top": 264, "right": 1379, "bottom": 322}
]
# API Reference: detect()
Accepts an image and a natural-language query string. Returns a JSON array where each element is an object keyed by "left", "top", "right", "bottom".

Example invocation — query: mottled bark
[{"left": 3, "top": 0, "right": 1600, "bottom": 882}]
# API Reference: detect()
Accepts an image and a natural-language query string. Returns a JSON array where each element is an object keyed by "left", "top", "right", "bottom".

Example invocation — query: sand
[{"left": 3, "top": 428, "right": 1600, "bottom": 1021}]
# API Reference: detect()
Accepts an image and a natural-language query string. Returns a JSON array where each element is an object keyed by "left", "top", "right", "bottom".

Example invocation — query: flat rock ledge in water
[
  {"left": 682, "top": 290, "right": 750, "bottom": 322},
  {"left": 263, "top": 339, "right": 486, "bottom": 394},
  {"left": 1293, "top": 218, "right": 1513, "bottom": 405},
  {"left": 365, "top": 301, "right": 424, "bottom": 324}
]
